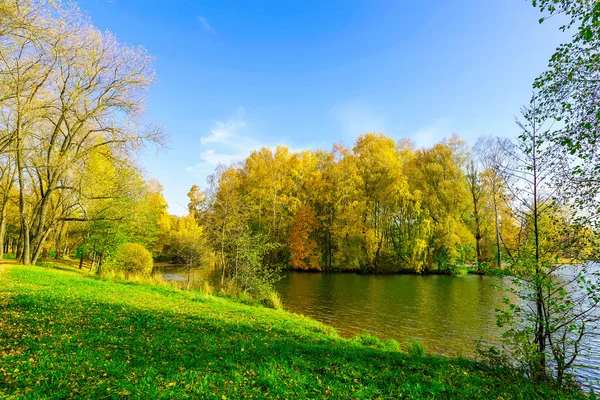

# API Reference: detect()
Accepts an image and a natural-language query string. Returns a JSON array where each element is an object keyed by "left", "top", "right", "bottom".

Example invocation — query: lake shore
[
  {"left": 0, "top": 263, "right": 585, "bottom": 399},
  {"left": 154, "top": 262, "right": 498, "bottom": 277}
]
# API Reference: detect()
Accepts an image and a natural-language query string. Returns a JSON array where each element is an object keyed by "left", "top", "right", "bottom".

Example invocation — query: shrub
[
  {"left": 406, "top": 338, "right": 425, "bottom": 357},
  {"left": 351, "top": 333, "right": 399, "bottom": 352},
  {"left": 260, "top": 290, "right": 283, "bottom": 310},
  {"left": 114, "top": 243, "right": 153, "bottom": 276},
  {"left": 201, "top": 280, "right": 214, "bottom": 297},
  {"left": 475, "top": 341, "right": 511, "bottom": 371}
]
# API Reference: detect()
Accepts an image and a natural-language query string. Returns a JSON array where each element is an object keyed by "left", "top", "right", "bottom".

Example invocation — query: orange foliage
[{"left": 288, "top": 205, "right": 321, "bottom": 270}]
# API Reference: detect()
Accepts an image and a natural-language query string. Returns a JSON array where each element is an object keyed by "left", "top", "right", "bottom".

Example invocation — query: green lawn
[{"left": 0, "top": 263, "right": 585, "bottom": 399}]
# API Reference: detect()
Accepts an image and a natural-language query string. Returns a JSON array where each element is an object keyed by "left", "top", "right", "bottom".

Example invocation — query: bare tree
[
  {"left": 465, "top": 155, "right": 484, "bottom": 268},
  {"left": 474, "top": 136, "right": 511, "bottom": 268},
  {"left": 490, "top": 96, "right": 600, "bottom": 387}
]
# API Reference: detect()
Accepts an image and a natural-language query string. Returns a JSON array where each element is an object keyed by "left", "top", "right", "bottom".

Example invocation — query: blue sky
[{"left": 79, "top": 0, "right": 569, "bottom": 215}]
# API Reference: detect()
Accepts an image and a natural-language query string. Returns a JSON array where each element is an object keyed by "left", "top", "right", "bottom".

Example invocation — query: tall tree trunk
[
  {"left": 469, "top": 174, "right": 483, "bottom": 269},
  {"left": 30, "top": 228, "right": 52, "bottom": 265},
  {"left": 30, "top": 193, "right": 52, "bottom": 265},
  {"left": 54, "top": 221, "right": 63, "bottom": 259},
  {"left": 16, "top": 127, "right": 31, "bottom": 265},
  {"left": 531, "top": 118, "right": 547, "bottom": 380},
  {"left": 0, "top": 201, "right": 7, "bottom": 260},
  {"left": 15, "top": 228, "right": 22, "bottom": 260},
  {"left": 0, "top": 162, "right": 15, "bottom": 260},
  {"left": 21, "top": 220, "right": 30, "bottom": 265},
  {"left": 492, "top": 182, "right": 502, "bottom": 269},
  {"left": 220, "top": 222, "right": 226, "bottom": 285}
]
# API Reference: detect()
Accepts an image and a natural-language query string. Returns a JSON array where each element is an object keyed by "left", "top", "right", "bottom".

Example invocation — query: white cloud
[
  {"left": 331, "top": 101, "right": 386, "bottom": 140},
  {"left": 186, "top": 109, "right": 263, "bottom": 177},
  {"left": 186, "top": 108, "right": 315, "bottom": 187},
  {"left": 200, "top": 120, "right": 246, "bottom": 146},
  {"left": 408, "top": 117, "right": 453, "bottom": 148},
  {"left": 197, "top": 16, "right": 216, "bottom": 35}
]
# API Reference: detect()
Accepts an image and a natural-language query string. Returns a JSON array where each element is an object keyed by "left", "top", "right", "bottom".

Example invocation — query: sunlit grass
[{"left": 0, "top": 264, "right": 585, "bottom": 399}]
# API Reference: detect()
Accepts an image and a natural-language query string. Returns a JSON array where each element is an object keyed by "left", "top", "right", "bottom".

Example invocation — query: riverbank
[
  {"left": 0, "top": 263, "right": 586, "bottom": 399},
  {"left": 154, "top": 260, "right": 495, "bottom": 278},
  {"left": 278, "top": 263, "right": 500, "bottom": 276}
]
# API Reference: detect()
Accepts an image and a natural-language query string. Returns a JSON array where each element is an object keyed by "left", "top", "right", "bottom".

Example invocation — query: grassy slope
[{"left": 0, "top": 263, "right": 583, "bottom": 399}]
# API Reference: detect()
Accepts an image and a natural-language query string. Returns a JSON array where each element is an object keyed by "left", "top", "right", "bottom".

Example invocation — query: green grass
[{"left": 0, "top": 263, "right": 586, "bottom": 399}]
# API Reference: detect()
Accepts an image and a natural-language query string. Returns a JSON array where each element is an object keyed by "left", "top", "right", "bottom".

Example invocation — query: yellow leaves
[
  {"left": 364, "top": 230, "right": 379, "bottom": 264},
  {"left": 202, "top": 130, "right": 499, "bottom": 271}
]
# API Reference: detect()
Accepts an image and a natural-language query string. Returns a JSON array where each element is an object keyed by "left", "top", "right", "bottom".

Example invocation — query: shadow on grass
[{"left": 0, "top": 266, "right": 584, "bottom": 400}]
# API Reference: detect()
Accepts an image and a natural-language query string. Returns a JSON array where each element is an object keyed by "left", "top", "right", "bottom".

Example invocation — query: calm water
[
  {"left": 156, "top": 265, "right": 599, "bottom": 389},
  {"left": 274, "top": 272, "right": 507, "bottom": 357}
]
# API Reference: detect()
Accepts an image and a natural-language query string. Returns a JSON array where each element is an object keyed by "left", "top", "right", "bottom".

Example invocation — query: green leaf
[{"left": 583, "top": 27, "right": 594, "bottom": 41}]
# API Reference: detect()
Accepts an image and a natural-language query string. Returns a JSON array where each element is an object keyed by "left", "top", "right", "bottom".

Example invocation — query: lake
[
  {"left": 274, "top": 272, "right": 506, "bottom": 356},
  {"left": 156, "top": 265, "right": 599, "bottom": 389}
]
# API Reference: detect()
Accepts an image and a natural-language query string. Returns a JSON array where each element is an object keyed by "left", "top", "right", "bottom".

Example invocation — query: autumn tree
[
  {"left": 0, "top": 151, "right": 15, "bottom": 259},
  {"left": 187, "top": 184, "right": 206, "bottom": 222},
  {"left": 405, "top": 139, "right": 473, "bottom": 271},
  {"left": 199, "top": 134, "right": 486, "bottom": 274},
  {"left": 164, "top": 215, "right": 209, "bottom": 283},
  {"left": 288, "top": 205, "right": 320, "bottom": 270},
  {"left": 242, "top": 146, "right": 299, "bottom": 265},
  {"left": 474, "top": 137, "right": 515, "bottom": 268},
  {"left": 203, "top": 165, "right": 246, "bottom": 283},
  {"left": 0, "top": 1, "right": 160, "bottom": 265}
]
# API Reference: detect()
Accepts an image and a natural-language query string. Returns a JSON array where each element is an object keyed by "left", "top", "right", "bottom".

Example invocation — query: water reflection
[{"left": 274, "top": 272, "right": 511, "bottom": 357}]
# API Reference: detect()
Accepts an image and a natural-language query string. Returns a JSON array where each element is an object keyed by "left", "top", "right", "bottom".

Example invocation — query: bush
[
  {"left": 406, "top": 338, "right": 425, "bottom": 357},
  {"left": 260, "top": 290, "right": 283, "bottom": 310},
  {"left": 351, "top": 333, "right": 400, "bottom": 352},
  {"left": 201, "top": 280, "right": 214, "bottom": 297},
  {"left": 114, "top": 243, "right": 153, "bottom": 276},
  {"left": 475, "top": 341, "right": 511, "bottom": 370}
]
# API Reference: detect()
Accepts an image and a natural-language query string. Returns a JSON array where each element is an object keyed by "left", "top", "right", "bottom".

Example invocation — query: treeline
[
  {"left": 0, "top": 1, "right": 166, "bottom": 267},
  {"left": 193, "top": 133, "right": 595, "bottom": 275},
  {"left": 1, "top": 0, "right": 595, "bottom": 281}
]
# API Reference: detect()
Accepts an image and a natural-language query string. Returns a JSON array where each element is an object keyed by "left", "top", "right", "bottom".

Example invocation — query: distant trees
[
  {"left": 191, "top": 133, "right": 530, "bottom": 274},
  {"left": 75, "top": 175, "right": 168, "bottom": 270},
  {"left": 473, "top": 137, "right": 512, "bottom": 268},
  {"left": 288, "top": 205, "right": 320, "bottom": 270},
  {"left": 162, "top": 215, "right": 209, "bottom": 283},
  {"left": 187, "top": 124, "right": 596, "bottom": 278},
  {"left": 405, "top": 137, "right": 473, "bottom": 271}
]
